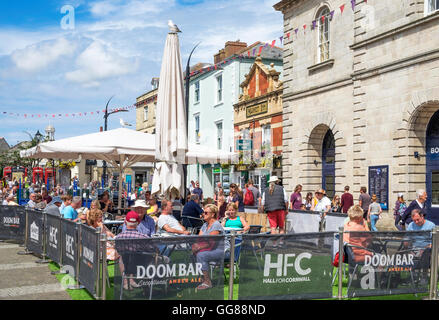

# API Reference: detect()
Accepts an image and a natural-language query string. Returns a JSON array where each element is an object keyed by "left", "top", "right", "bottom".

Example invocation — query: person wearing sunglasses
[{"left": 192, "top": 204, "right": 224, "bottom": 290}]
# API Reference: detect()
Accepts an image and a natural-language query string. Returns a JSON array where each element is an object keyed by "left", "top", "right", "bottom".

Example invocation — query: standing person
[
  {"left": 189, "top": 180, "right": 196, "bottom": 194},
  {"left": 60, "top": 195, "right": 72, "bottom": 216},
  {"left": 400, "top": 189, "right": 428, "bottom": 228},
  {"left": 213, "top": 182, "right": 223, "bottom": 204},
  {"left": 304, "top": 192, "right": 313, "bottom": 211},
  {"left": 217, "top": 195, "right": 227, "bottom": 221},
  {"left": 340, "top": 185, "right": 354, "bottom": 214},
  {"left": 394, "top": 193, "right": 407, "bottom": 230},
  {"left": 229, "top": 183, "right": 245, "bottom": 214},
  {"left": 367, "top": 194, "right": 382, "bottom": 231},
  {"left": 311, "top": 189, "right": 331, "bottom": 219},
  {"left": 358, "top": 186, "right": 371, "bottom": 219},
  {"left": 192, "top": 181, "right": 203, "bottom": 202},
  {"left": 331, "top": 195, "right": 342, "bottom": 213},
  {"left": 192, "top": 204, "right": 224, "bottom": 290},
  {"left": 290, "top": 184, "right": 303, "bottom": 211},
  {"left": 261, "top": 176, "right": 288, "bottom": 237},
  {"left": 244, "top": 179, "right": 261, "bottom": 207}
]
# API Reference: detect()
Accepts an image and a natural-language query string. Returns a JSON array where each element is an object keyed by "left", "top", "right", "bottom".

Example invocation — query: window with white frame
[
  {"left": 426, "top": 0, "right": 439, "bottom": 13},
  {"left": 143, "top": 106, "right": 148, "bottom": 121},
  {"left": 317, "top": 7, "right": 330, "bottom": 63},
  {"left": 216, "top": 74, "right": 223, "bottom": 103},
  {"left": 194, "top": 114, "right": 200, "bottom": 143},
  {"left": 194, "top": 81, "right": 200, "bottom": 103},
  {"left": 216, "top": 121, "right": 223, "bottom": 150}
]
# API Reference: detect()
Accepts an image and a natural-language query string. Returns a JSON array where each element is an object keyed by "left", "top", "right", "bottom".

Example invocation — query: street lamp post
[
  {"left": 183, "top": 42, "right": 201, "bottom": 204},
  {"left": 102, "top": 96, "right": 128, "bottom": 188}
]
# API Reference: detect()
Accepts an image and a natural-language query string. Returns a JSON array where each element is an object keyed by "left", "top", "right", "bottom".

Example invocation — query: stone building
[
  {"left": 133, "top": 77, "right": 159, "bottom": 187},
  {"left": 274, "top": 0, "right": 439, "bottom": 222},
  {"left": 233, "top": 55, "right": 284, "bottom": 191},
  {"left": 187, "top": 41, "right": 283, "bottom": 198},
  {"left": 136, "top": 77, "right": 159, "bottom": 134}
]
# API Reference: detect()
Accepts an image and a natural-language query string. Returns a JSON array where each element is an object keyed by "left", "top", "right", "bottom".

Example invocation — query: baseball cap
[
  {"left": 125, "top": 211, "right": 140, "bottom": 223},
  {"left": 50, "top": 196, "right": 62, "bottom": 204}
]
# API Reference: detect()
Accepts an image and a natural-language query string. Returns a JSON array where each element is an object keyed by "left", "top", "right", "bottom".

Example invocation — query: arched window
[{"left": 317, "top": 7, "right": 330, "bottom": 63}]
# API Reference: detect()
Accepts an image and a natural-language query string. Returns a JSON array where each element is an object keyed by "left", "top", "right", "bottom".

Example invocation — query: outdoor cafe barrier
[
  {"left": 113, "top": 235, "right": 225, "bottom": 300},
  {"left": 0, "top": 206, "right": 103, "bottom": 299},
  {"left": 2, "top": 205, "right": 439, "bottom": 300},
  {"left": 0, "top": 205, "right": 26, "bottom": 242}
]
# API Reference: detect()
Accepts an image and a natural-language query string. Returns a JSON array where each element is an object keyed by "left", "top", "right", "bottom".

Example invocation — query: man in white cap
[
  {"left": 261, "top": 176, "right": 288, "bottom": 238},
  {"left": 121, "top": 199, "right": 156, "bottom": 237}
]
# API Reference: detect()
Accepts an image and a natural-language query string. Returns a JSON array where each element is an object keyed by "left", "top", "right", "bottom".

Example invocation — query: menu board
[{"left": 368, "top": 166, "right": 389, "bottom": 210}]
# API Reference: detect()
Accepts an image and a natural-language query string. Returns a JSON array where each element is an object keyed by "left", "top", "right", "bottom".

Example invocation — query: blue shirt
[
  {"left": 192, "top": 187, "right": 203, "bottom": 199},
  {"left": 62, "top": 205, "right": 78, "bottom": 220},
  {"left": 407, "top": 219, "right": 435, "bottom": 248},
  {"left": 121, "top": 214, "right": 156, "bottom": 237}
]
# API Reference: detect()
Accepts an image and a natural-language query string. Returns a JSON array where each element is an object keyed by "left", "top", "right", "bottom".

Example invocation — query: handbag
[{"left": 332, "top": 250, "right": 347, "bottom": 267}]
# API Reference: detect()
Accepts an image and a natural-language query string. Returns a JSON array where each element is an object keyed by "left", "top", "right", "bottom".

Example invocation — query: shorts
[{"left": 267, "top": 210, "right": 286, "bottom": 229}]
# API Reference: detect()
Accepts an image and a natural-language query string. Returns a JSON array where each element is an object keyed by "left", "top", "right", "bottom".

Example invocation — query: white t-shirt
[
  {"left": 314, "top": 196, "right": 331, "bottom": 213},
  {"left": 158, "top": 214, "right": 183, "bottom": 232}
]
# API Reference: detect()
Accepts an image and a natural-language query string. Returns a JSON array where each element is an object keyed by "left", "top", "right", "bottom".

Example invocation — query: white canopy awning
[{"left": 20, "top": 128, "right": 156, "bottom": 167}]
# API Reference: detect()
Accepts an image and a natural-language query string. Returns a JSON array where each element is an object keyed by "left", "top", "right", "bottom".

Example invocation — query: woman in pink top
[{"left": 343, "top": 205, "right": 371, "bottom": 263}]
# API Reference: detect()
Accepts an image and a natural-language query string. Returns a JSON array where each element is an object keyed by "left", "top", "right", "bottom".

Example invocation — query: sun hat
[
  {"left": 268, "top": 176, "right": 279, "bottom": 183},
  {"left": 132, "top": 200, "right": 149, "bottom": 208},
  {"left": 125, "top": 211, "right": 140, "bottom": 223},
  {"left": 50, "top": 196, "right": 62, "bottom": 205},
  {"left": 315, "top": 189, "right": 326, "bottom": 195}
]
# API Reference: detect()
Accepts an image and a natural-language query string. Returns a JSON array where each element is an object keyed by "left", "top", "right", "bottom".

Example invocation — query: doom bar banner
[
  {"left": 114, "top": 235, "right": 225, "bottom": 300},
  {"left": 345, "top": 231, "right": 431, "bottom": 297}
]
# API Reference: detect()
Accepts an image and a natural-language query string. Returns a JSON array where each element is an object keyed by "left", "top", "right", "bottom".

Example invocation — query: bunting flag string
[
  {"left": 190, "top": 0, "right": 362, "bottom": 81},
  {"left": 0, "top": 104, "right": 138, "bottom": 120}
]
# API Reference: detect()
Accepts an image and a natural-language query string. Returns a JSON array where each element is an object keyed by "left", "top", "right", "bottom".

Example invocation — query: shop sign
[{"left": 246, "top": 102, "right": 268, "bottom": 118}]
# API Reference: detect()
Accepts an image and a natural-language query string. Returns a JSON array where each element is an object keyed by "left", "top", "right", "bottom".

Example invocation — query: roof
[{"left": 0, "top": 137, "right": 9, "bottom": 153}]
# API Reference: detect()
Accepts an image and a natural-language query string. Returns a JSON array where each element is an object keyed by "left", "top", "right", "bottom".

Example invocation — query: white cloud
[
  {"left": 65, "top": 41, "right": 139, "bottom": 86},
  {"left": 11, "top": 37, "right": 76, "bottom": 72}
]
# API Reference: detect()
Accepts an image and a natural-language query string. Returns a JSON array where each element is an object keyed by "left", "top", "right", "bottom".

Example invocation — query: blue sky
[{"left": 0, "top": 0, "right": 283, "bottom": 146}]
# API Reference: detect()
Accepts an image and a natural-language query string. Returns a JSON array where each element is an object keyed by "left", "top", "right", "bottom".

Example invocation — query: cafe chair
[
  {"left": 224, "top": 236, "right": 243, "bottom": 280},
  {"left": 181, "top": 215, "right": 204, "bottom": 235}
]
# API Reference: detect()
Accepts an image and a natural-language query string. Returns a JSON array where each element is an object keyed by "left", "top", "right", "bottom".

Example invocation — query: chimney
[
  {"left": 224, "top": 40, "right": 247, "bottom": 58},
  {"left": 214, "top": 49, "right": 225, "bottom": 64}
]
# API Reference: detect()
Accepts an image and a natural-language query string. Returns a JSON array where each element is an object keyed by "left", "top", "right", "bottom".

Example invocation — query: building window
[
  {"left": 194, "top": 114, "right": 200, "bottom": 143},
  {"left": 143, "top": 106, "right": 148, "bottom": 121},
  {"left": 317, "top": 7, "right": 330, "bottom": 63},
  {"left": 216, "top": 75, "right": 223, "bottom": 103},
  {"left": 194, "top": 81, "right": 200, "bottom": 103},
  {"left": 261, "top": 124, "right": 271, "bottom": 157},
  {"left": 427, "top": 0, "right": 439, "bottom": 13},
  {"left": 216, "top": 121, "right": 223, "bottom": 150}
]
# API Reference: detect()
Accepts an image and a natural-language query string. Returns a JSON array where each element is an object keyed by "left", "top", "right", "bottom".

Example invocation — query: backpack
[{"left": 243, "top": 188, "right": 255, "bottom": 206}]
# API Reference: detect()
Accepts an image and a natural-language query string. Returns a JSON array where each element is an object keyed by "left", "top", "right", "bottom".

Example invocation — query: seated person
[
  {"left": 343, "top": 205, "right": 371, "bottom": 263},
  {"left": 146, "top": 198, "right": 159, "bottom": 223},
  {"left": 157, "top": 199, "right": 190, "bottom": 236},
  {"left": 221, "top": 203, "right": 250, "bottom": 233},
  {"left": 62, "top": 196, "right": 82, "bottom": 222},
  {"left": 99, "top": 191, "right": 114, "bottom": 213},
  {"left": 181, "top": 194, "right": 204, "bottom": 231},
  {"left": 406, "top": 209, "right": 435, "bottom": 271},
  {"left": 192, "top": 204, "right": 224, "bottom": 290},
  {"left": 87, "top": 208, "right": 118, "bottom": 261},
  {"left": 121, "top": 200, "right": 156, "bottom": 237}
]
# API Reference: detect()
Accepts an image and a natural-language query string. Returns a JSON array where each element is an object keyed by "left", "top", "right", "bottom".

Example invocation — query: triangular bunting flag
[
  {"left": 340, "top": 4, "right": 345, "bottom": 14},
  {"left": 286, "top": 32, "right": 290, "bottom": 39},
  {"left": 294, "top": 28, "right": 299, "bottom": 35},
  {"left": 279, "top": 36, "right": 283, "bottom": 44},
  {"left": 271, "top": 40, "right": 276, "bottom": 48},
  {"left": 321, "top": 15, "right": 325, "bottom": 23},
  {"left": 351, "top": 0, "right": 356, "bottom": 10},
  {"left": 258, "top": 46, "right": 263, "bottom": 56},
  {"left": 312, "top": 20, "right": 317, "bottom": 30},
  {"left": 330, "top": 10, "right": 335, "bottom": 20}
]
